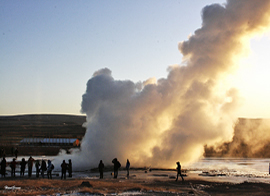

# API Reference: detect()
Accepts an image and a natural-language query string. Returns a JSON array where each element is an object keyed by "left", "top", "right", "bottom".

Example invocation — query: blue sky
[{"left": 1, "top": 0, "right": 270, "bottom": 118}]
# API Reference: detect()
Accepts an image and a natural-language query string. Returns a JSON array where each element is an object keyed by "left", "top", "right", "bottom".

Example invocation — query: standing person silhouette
[
  {"left": 175, "top": 161, "right": 184, "bottom": 182},
  {"left": 14, "top": 148, "right": 18, "bottom": 159},
  {"left": 47, "top": 160, "right": 54, "bottom": 179},
  {"left": 20, "top": 158, "right": 27, "bottom": 177},
  {"left": 68, "top": 159, "right": 72, "bottom": 177},
  {"left": 112, "top": 158, "right": 121, "bottom": 179},
  {"left": 98, "top": 160, "right": 104, "bottom": 179},
  {"left": 28, "top": 156, "right": 34, "bottom": 177},
  {"left": 41, "top": 160, "right": 47, "bottom": 178},
  {"left": 0, "top": 157, "right": 6, "bottom": 177},
  {"left": 61, "top": 160, "right": 67, "bottom": 179},
  {"left": 10, "top": 158, "right": 16, "bottom": 177},
  {"left": 0, "top": 148, "right": 4, "bottom": 158},
  {"left": 35, "top": 160, "right": 40, "bottom": 178},
  {"left": 126, "top": 159, "right": 130, "bottom": 179}
]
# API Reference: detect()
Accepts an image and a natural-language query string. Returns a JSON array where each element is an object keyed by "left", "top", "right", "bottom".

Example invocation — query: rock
[{"left": 80, "top": 181, "right": 92, "bottom": 187}]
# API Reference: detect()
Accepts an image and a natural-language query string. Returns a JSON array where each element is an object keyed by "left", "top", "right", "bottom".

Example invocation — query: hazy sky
[{"left": 1, "top": 0, "right": 270, "bottom": 118}]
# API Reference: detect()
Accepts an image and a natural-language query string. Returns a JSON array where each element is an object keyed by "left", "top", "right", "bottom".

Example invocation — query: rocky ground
[{"left": 0, "top": 173, "right": 270, "bottom": 195}]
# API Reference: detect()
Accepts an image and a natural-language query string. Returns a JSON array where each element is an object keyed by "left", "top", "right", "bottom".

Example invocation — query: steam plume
[
  {"left": 204, "top": 119, "right": 270, "bottom": 157},
  {"left": 55, "top": 0, "right": 270, "bottom": 170}
]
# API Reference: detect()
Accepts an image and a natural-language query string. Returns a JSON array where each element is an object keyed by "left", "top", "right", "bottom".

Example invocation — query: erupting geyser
[{"left": 54, "top": 0, "right": 270, "bottom": 170}]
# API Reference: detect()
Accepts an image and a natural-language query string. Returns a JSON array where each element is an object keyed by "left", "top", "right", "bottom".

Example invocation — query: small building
[{"left": 20, "top": 138, "right": 80, "bottom": 147}]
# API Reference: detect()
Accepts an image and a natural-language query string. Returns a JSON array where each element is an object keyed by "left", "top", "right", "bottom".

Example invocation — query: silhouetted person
[
  {"left": 126, "top": 159, "right": 130, "bottom": 178},
  {"left": 14, "top": 148, "right": 18, "bottom": 159},
  {"left": 41, "top": 160, "right": 47, "bottom": 178},
  {"left": 35, "top": 160, "right": 40, "bottom": 178},
  {"left": 112, "top": 158, "right": 121, "bottom": 179},
  {"left": 11, "top": 147, "right": 14, "bottom": 156},
  {"left": 98, "top": 160, "right": 104, "bottom": 179},
  {"left": 61, "top": 160, "right": 67, "bottom": 179},
  {"left": 47, "top": 160, "right": 54, "bottom": 179},
  {"left": 0, "top": 148, "right": 4, "bottom": 158},
  {"left": 68, "top": 159, "right": 72, "bottom": 177},
  {"left": 20, "top": 158, "right": 27, "bottom": 177},
  {"left": 28, "top": 156, "right": 34, "bottom": 177},
  {"left": 10, "top": 158, "right": 16, "bottom": 177},
  {"left": 1, "top": 157, "right": 6, "bottom": 177},
  {"left": 176, "top": 161, "right": 184, "bottom": 182}
]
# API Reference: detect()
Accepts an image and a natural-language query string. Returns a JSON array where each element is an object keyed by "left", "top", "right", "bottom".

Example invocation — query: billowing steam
[
  {"left": 54, "top": 0, "right": 270, "bottom": 170},
  {"left": 204, "top": 118, "right": 270, "bottom": 157}
]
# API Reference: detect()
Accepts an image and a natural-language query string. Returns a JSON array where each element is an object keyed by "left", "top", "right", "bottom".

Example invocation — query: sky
[{"left": 1, "top": 0, "right": 270, "bottom": 118}]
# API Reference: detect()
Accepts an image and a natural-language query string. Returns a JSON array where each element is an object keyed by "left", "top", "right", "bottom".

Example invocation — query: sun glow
[{"left": 230, "top": 32, "right": 270, "bottom": 118}]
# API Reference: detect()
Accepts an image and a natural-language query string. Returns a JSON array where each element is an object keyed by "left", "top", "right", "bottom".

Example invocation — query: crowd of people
[
  {"left": 98, "top": 158, "right": 130, "bottom": 179},
  {"left": 0, "top": 155, "right": 73, "bottom": 180},
  {"left": 98, "top": 158, "right": 184, "bottom": 182},
  {"left": 1, "top": 152, "right": 184, "bottom": 182},
  {"left": 1, "top": 156, "right": 131, "bottom": 180}
]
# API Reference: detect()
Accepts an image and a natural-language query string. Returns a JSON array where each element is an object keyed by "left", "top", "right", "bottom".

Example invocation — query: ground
[{"left": 0, "top": 174, "right": 270, "bottom": 195}]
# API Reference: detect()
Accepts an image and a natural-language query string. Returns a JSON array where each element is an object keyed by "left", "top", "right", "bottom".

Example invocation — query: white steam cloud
[{"left": 54, "top": 0, "right": 270, "bottom": 170}]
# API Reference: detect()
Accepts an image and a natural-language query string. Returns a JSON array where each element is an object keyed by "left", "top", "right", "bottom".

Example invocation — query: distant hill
[
  {"left": 0, "top": 114, "right": 86, "bottom": 156},
  {"left": 2, "top": 115, "right": 270, "bottom": 158}
]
